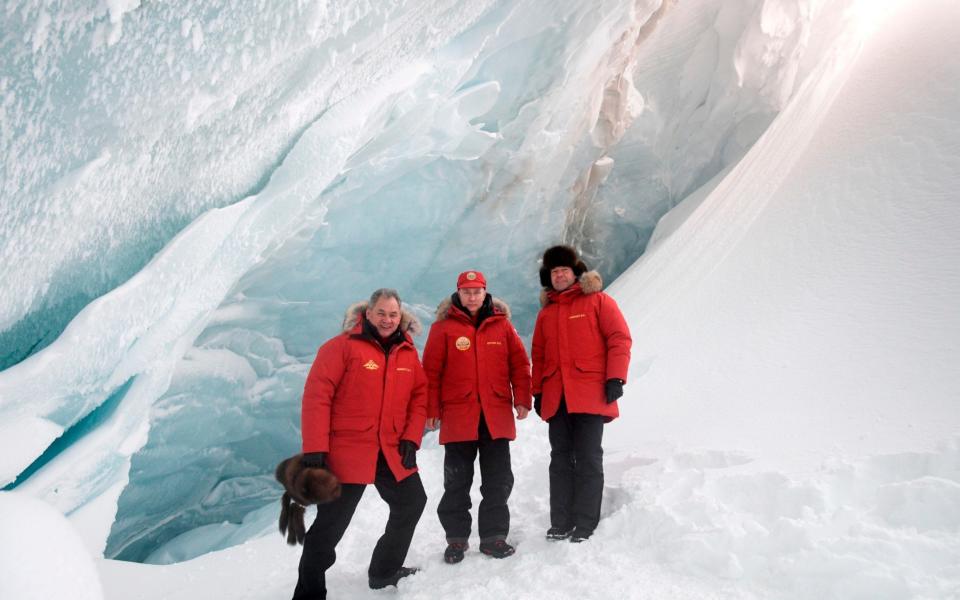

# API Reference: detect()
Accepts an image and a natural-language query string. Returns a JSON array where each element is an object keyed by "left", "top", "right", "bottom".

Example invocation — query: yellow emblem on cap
[
  {"left": 466, "top": 272, "right": 477, "bottom": 280},
  {"left": 455, "top": 336, "right": 471, "bottom": 351},
  {"left": 363, "top": 360, "right": 380, "bottom": 370}
]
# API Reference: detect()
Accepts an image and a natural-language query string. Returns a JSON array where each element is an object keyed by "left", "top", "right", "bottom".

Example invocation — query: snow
[
  {"left": 0, "top": 492, "right": 104, "bottom": 600},
  {"left": 1, "top": 0, "right": 959, "bottom": 598}
]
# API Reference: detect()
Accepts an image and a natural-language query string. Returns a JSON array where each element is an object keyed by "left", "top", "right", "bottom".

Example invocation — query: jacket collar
[
  {"left": 435, "top": 294, "right": 512, "bottom": 323},
  {"left": 540, "top": 270, "right": 603, "bottom": 307},
  {"left": 341, "top": 301, "right": 422, "bottom": 346}
]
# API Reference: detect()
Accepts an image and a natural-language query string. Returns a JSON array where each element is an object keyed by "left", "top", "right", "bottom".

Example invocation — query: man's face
[
  {"left": 366, "top": 297, "right": 401, "bottom": 338},
  {"left": 457, "top": 287, "right": 487, "bottom": 315},
  {"left": 550, "top": 266, "right": 576, "bottom": 292}
]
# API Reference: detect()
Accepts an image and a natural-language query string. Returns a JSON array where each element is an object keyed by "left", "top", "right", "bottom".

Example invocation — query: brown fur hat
[
  {"left": 274, "top": 454, "right": 342, "bottom": 545},
  {"left": 539, "top": 245, "right": 588, "bottom": 288}
]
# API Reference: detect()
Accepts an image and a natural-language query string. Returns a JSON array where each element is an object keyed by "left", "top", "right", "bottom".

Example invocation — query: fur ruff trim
[
  {"left": 540, "top": 270, "right": 603, "bottom": 307},
  {"left": 275, "top": 454, "right": 342, "bottom": 546},
  {"left": 435, "top": 296, "right": 512, "bottom": 321},
  {"left": 342, "top": 301, "right": 423, "bottom": 337}
]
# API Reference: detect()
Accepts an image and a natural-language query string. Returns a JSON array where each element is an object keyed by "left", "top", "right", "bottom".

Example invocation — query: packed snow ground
[{"left": 93, "top": 428, "right": 960, "bottom": 600}]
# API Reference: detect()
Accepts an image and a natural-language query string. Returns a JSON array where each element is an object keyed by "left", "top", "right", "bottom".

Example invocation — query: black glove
[
  {"left": 533, "top": 394, "right": 542, "bottom": 416},
  {"left": 301, "top": 452, "right": 327, "bottom": 469},
  {"left": 604, "top": 379, "right": 624, "bottom": 404},
  {"left": 399, "top": 440, "right": 418, "bottom": 469}
]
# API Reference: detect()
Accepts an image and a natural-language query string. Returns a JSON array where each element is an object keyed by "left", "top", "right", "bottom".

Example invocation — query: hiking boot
[
  {"left": 368, "top": 566, "right": 419, "bottom": 589},
  {"left": 546, "top": 526, "right": 574, "bottom": 541},
  {"left": 479, "top": 539, "right": 515, "bottom": 559},
  {"left": 444, "top": 542, "right": 468, "bottom": 564},
  {"left": 569, "top": 528, "right": 593, "bottom": 543}
]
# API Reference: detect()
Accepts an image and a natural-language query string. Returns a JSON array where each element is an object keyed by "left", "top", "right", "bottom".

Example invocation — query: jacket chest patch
[
  {"left": 486, "top": 341, "right": 502, "bottom": 346},
  {"left": 568, "top": 313, "right": 587, "bottom": 319},
  {"left": 396, "top": 367, "right": 412, "bottom": 372},
  {"left": 363, "top": 359, "right": 380, "bottom": 370},
  {"left": 455, "top": 336, "right": 471, "bottom": 351}
]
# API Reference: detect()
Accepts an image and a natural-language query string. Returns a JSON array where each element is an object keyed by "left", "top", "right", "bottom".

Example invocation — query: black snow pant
[
  {"left": 436, "top": 414, "right": 514, "bottom": 544},
  {"left": 292, "top": 452, "right": 427, "bottom": 600},
  {"left": 548, "top": 398, "right": 605, "bottom": 534}
]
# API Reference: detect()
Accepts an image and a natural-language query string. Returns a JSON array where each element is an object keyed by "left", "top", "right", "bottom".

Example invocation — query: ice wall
[{"left": 1, "top": 0, "right": 866, "bottom": 561}]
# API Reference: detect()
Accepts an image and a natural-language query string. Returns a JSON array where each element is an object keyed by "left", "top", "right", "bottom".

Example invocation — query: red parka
[
  {"left": 422, "top": 296, "right": 532, "bottom": 444},
  {"left": 301, "top": 302, "right": 428, "bottom": 484},
  {"left": 531, "top": 271, "right": 632, "bottom": 421}
]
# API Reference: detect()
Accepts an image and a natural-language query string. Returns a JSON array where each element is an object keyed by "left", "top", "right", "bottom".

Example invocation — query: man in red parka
[
  {"left": 422, "top": 271, "right": 532, "bottom": 564},
  {"left": 531, "top": 245, "right": 632, "bottom": 543},
  {"left": 294, "top": 289, "right": 428, "bottom": 600}
]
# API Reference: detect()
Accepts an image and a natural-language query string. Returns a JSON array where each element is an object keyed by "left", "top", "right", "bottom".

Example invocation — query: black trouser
[
  {"left": 548, "top": 398, "right": 605, "bottom": 533},
  {"left": 437, "top": 414, "right": 514, "bottom": 544},
  {"left": 293, "top": 452, "right": 427, "bottom": 600}
]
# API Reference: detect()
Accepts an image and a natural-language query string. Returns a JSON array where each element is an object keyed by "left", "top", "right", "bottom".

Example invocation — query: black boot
[
  {"left": 444, "top": 542, "right": 468, "bottom": 564},
  {"left": 368, "top": 566, "right": 419, "bottom": 589},
  {"left": 479, "top": 539, "right": 515, "bottom": 558},
  {"left": 546, "top": 525, "right": 574, "bottom": 541},
  {"left": 569, "top": 527, "right": 592, "bottom": 543}
]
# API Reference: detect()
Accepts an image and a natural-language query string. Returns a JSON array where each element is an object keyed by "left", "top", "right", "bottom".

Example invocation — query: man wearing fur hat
[
  {"left": 422, "top": 270, "right": 532, "bottom": 564},
  {"left": 532, "top": 245, "right": 632, "bottom": 543},
  {"left": 294, "top": 288, "right": 428, "bottom": 599}
]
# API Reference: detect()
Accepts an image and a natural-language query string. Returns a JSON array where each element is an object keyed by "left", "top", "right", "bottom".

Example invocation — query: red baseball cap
[{"left": 456, "top": 270, "right": 486, "bottom": 289}]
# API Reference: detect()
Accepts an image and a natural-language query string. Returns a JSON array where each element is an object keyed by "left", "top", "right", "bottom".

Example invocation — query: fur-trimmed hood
[
  {"left": 342, "top": 301, "right": 423, "bottom": 337},
  {"left": 435, "top": 295, "right": 512, "bottom": 321},
  {"left": 540, "top": 270, "right": 603, "bottom": 307}
]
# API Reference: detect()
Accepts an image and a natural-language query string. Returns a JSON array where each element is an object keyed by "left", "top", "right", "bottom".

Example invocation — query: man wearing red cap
[
  {"left": 532, "top": 245, "right": 631, "bottom": 543},
  {"left": 422, "top": 270, "right": 532, "bottom": 564}
]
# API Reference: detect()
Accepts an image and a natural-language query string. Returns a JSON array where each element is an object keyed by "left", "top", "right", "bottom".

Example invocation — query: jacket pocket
[
  {"left": 574, "top": 358, "right": 605, "bottom": 373},
  {"left": 332, "top": 416, "right": 375, "bottom": 435},
  {"left": 443, "top": 387, "right": 475, "bottom": 404},
  {"left": 573, "top": 358, "right": 606, "bottom": 382}
]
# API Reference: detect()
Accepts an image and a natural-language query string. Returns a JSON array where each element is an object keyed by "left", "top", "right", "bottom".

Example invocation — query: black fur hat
[
  {"left": 539, "top": 245, "right": 588, "bottom": 288},
  {"left": 274, "top": 454, "right": 342, "bottom": 545}
]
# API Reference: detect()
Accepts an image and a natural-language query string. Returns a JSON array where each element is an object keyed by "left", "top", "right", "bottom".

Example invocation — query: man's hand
[
  {"left": 425, "top": 417, "right": 440, "bottom": 430},
  {"left": 604, "top": 379, "right": 624, "bottom": 403},
  {"left": 515, "top": 405, "right": 529, "bottom": 420},
  {"left": 301, "top": 452, "right": 327, "bottom": 469},
  {"left": 399, "top": 439, "right": 418, "bottom": 469}
]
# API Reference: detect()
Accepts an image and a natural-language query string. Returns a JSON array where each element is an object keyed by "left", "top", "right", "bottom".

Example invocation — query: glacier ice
[{"left": 0, "top": 0, "right": 871, "bottom": 562}]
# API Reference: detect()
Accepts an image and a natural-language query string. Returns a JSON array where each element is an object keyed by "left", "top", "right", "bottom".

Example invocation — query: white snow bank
[{"left": 0, "top": 492, "right": 104, "bottom": 600}]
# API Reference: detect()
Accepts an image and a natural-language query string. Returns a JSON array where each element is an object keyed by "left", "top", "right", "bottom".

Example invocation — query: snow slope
[{"left": 91, "top": 1, "right": 960, "bottom": 599}]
